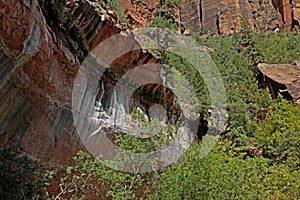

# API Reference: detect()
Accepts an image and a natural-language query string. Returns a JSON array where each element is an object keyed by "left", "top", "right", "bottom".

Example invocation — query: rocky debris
[
  {"left": 257, "top": 61, "right": 300, "bottom": 104},
  {"left": 119, "top": 0, "right": 184, "bottom": 29},
  {"left": 125, "top": 0, "right": 157, "bottom": 28},
  {"left": 248, "top": 146, "right": 263, "bottom": 157},
  {"left": 248, "top": 0, "right": 283, "bottom": 32},
  {"left": 65, "top": 0, "right": 79, "bottom": 9}
]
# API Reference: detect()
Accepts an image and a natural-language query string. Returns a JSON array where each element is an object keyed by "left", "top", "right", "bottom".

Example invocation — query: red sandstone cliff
[
  {"left": 0, "top": 0, "right": 159, "bottom": 167},
  {"left": 272, "top": 0, "right": 293, "bottom": 31},
  {"left": 119, "top": 0, "right": 299, "bottom": 34},
  {"left": 184, "top": 0, "right": 300, "bottom": 33},
  {"left": 1, "top": 0, "right": 299, "bottom": 167},
  {"left": 294, "top": 0, "right": 300, "bottom": 26},
  {"left": 0, "top": 0, "right": 80, "bottom": 167}
]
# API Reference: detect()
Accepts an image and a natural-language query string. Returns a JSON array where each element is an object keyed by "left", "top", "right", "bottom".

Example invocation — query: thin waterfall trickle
[
  {"left": 99, "top": 81, "right": 105, "bottom": 112},
  {"left": 161, "top": 69, "right": 167, "bottom": 109},
  {"left": 89, "top": 81, "right": 109, "bottom": 140},
  {"left": 112, "top": 88, "right": 117, "bottom": 133},
  {"left": 93, "top": 81, "right": 105, "bottom": 119}
]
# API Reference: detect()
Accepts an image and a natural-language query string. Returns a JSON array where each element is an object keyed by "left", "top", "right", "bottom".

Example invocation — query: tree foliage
[
  {"left": 150, "top": 0, "right": 182, "bottom": 29},
  {"left": 0, "top": 148, "right": 53, "bottom": 200}
]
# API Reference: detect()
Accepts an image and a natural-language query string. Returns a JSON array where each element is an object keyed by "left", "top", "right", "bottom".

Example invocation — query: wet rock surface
[{"left": 0, "top": 0, "right": 167, "bottom": 167}]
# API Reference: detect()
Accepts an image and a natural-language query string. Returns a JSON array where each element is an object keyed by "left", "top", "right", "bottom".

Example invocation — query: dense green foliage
[
  {"left": 0, "top": 148, "right": 53, "bottom": 200},
  {"left": 53, "top": 108, "right": 178, "bottom": 199},
  {"left": 42, "top": 19, "right": 300, "bottom": 199},
  {"left": 206, "top": 34, "right": 272, "bottom": 142},
  {"left": 141, "top": 24, "right": 300, "bottom": 199},
  {"left": 51, "top": 28, "right": 300, "bottom": 199},
  {"left": 239, "top": 21, "right": 300, "bottom": 65},
  {"left": 149, "top": 99, "right": 299, "bottom": 200},
  {"left": 253, "top": 98, "right": 300, "bottom": 167},
  {"left": 52, "top": 137, "right": 151, "bottom": 200},
  {"left": 150, "top": 0, "right": 182, "bottom": 29}
]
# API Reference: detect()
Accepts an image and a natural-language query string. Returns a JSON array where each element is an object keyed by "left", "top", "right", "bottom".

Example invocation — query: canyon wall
[
  {"left": 120, "top": 0, "right": 299, "bottom": 34},
  {"left": 181, "top": 0, "right": 285, "bottom": 34},
  {"left": 0, "top": 0, "right": 80, "bottom": 167},
  {"left": 0, "top": 0, "right": 161, "bottom": 167},
  {"left": 183, "top": 0, "right": 300, "bottom": 33},
  {"left": 1, "top": 0, "right": 299, "bottom": 168}
]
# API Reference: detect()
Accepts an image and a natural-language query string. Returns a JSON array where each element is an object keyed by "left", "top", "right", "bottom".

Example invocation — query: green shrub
[
  {"left": 0, "top": 148, "right": 52, "bottom": 199},
  {"left": 253, "top": 98, "right": 300, "bottom": 167}
]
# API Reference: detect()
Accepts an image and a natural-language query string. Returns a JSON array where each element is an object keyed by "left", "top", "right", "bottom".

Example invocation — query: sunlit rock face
[
  {"left": 118, "top": 0, "right": 299, "bottom": 34},
  {"left": 3, "top": 0, "right": 297, "bottom": 169},
  {"left": 0, "top": 0, "right": 80, "bottom": 166},
  {"left": 187, "top": 0, "right": 300, "bottom": 33},
  {"left": 0, "top": 0, "right": 180, "bottom": 166},
  {"left": 271, "top": 0, "right": 293, "bottom": 31},
  {"left": 181, "top": 0, "right": 287, "bottom": 34}
]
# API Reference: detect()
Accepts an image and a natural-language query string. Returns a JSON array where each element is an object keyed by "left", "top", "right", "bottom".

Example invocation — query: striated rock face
[
  {"left": 1, "top": 0, "right": 298, "bottom": 172},
  {"left": 117, "top": 0, "right": 299, "bottom": 34},
  {"left": 258, "top": 61, "right": 300, "bottom": 104},
  {"left": 181, "top": 0, "right": 285, "bottom": 34},
  {"left": 0, "top": 0, "right": 164, "bottom": 168},
  {"left": 124, "top": 0, "right": 158, "bottom": 28},
  {"left": 0, "top": 0, "right": 81, "bottom": 167},
  {"left": 271, "top": 0, "right": 293, "bottom": 31}
]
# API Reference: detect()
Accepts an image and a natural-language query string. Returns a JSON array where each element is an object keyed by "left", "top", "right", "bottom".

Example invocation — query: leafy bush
[
  {"left": 202, "top": 35, "right": 272, "bottom": 143},
  {"left": 146, "top": 25, "right": 300, "bottom": 200},
  {"left": 54, "top": 108, "right": 181, "bottom": 199},
  {"left": 54, "top": 149, "right": 147, "bottom": 200},
  {"left": 0, "top": 148, "right": 52, "bottom": 200},
  {"left": 239, "top": 21, "right": 300, "bottom": 65},
  {"left": 253, "top": 98, "right": 300, "bottom": 168},
  {"left": 149, "top": 138, "right": 300, "bottom": 200},
  {"left": 150, "top": 0, "right": 182, "bottom": 29}
]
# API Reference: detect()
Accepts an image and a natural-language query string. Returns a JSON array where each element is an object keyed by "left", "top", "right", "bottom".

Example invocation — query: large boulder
[{"left": 258, "top": 61, "right": 300, "bottom": 104}]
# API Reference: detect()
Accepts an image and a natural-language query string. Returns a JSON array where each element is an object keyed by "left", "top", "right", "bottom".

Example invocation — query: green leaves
[
  {"left": 149, "top": 142, "right": 270, "bottom": 200},
  {"left": 147, "top": 27, "right": 300, "bottom": 200},
  {"left": 149, "top": 136, "right": 299, "bottom": 199},
  {"left": 149, "top": 0, "right": 182, "bottom": 29},
  {"left": 0, "top": 148, "right": 50, "bottom": 199},
  {"left": 56, "top": 147, "right": 150, "bottom": 199},
  {"left": 253, "top": 99, "right": 300, "bottom": 167},
  {"left": 239, "top": 22, "right": 300, "bottom": 65},
  {"left": 46, "top": 20, "right": 300, "bottom": 199}
]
